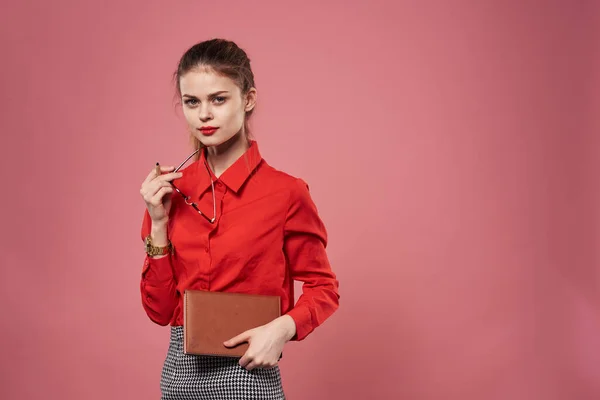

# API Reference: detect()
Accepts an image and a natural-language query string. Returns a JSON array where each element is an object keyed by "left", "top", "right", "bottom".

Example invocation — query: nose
[{"left": 198, "top": 103, "right": 213, "bottom": 122}]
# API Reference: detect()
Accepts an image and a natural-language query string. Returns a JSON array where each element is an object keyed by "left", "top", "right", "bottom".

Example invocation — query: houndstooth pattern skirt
[{"left": 160, "top": 326, "right": 285, "bottom": 400}]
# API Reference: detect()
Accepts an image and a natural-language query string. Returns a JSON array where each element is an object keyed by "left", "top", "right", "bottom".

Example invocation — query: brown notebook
[{"left": 183, "top": 289, "right": 281, "bottom": 357}]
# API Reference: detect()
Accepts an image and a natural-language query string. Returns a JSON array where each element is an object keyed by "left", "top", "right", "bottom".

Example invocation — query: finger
[
  {"left": 143, "top": 165, "right": 162, "bottom": 184},
  {"left": 159, "top": 165, "right": 175, "bottom": 173},
  {"left": 144, "top": 178, "right": 173, "bottom": 193},
  {"left": 239, "top": 352, "right": 252, "bottom": 369},
  {"left": 224, "top": 330, "right": 252, "bottom": 348},
  {"left": 244, "top": 360, "right": 258, "bottom": 371},
  {"left": 153, "top": 171, "right": 183, "bottom": 184},
  {"left": 143, "top": 165, "right": 175, "bottom": 185},
  {"left": 141, "top": 180, "right": 173, "bottom": 201},
  {"left": 149, "top": 186, "right": 173, "bottom": 207}
]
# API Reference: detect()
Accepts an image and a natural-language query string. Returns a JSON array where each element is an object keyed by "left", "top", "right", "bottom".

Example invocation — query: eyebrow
[{"left": 182, "top": 91, "right": 229, "bottom": 98}]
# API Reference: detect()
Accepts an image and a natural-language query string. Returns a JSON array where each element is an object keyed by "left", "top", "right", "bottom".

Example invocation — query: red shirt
[{"left": 139, "top": 141, "right": 339, "bottom": 341}]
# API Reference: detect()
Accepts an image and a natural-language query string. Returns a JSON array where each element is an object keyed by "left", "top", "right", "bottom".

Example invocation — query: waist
[
  {"left": 169, "top": 325, "right": 184, "bottom": 341},
  {"left": 169, "top": 288, "right": 290, "bottom": 327}
]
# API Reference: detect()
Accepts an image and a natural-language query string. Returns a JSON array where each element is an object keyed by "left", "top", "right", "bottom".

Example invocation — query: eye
[
  {"left": 184, "top": 98, "right": 198, "bottom": 106},
  {"left": 213, "top": 96, "right": 226, "bottom": 104}
]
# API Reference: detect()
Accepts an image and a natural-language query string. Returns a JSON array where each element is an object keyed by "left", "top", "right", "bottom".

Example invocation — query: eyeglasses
[{"left": 168, "top": 149, "right": 216, "bottom": 224}]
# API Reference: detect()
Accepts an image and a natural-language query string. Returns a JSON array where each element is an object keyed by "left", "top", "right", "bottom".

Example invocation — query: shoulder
[
  {"left": 256, "top": 162, "right": 315, "bottom": 211},
  {"left": 260, "top": 163, "right": 326, "bottom": 237},
  {"left": 259, "top": 162, "right": 310, "bottom": 195}
]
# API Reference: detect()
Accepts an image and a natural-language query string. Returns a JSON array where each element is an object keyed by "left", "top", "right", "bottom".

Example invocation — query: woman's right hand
[{"left": 140, "top": 165, "right": 183, "bottom": 224}]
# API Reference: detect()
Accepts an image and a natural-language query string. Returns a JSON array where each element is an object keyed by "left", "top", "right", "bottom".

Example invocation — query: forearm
[
  {"left": 283, "top": 177, "right": 340, "bottom": 341},
  {"left": 272, "top": 315, "right": 297, "bottom": 342},
  {"left": 286, "top": 282, "right": 339, "bottom": 340},
  {"left": 150, "top": 219, "right": 169, "bottom": 252},
  {"left": 140, "top": 219, "right": 178, "bottom": 325},
  {"left": 140, "top": 270, "right": 178, "bottom": 325}
]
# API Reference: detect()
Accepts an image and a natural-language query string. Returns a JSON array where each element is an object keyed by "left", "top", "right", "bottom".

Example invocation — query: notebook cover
[{"left": 183, "top": 289, "right": 281, "bottom": 357}]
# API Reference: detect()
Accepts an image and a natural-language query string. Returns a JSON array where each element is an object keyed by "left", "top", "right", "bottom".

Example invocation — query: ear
[{"left": 244, "top": 88, "right": 257, "bottom": 112}]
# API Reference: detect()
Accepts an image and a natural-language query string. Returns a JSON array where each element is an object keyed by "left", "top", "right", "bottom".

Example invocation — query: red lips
[{"left": 198, "top": 126, "right": 218, "bottom": 136}]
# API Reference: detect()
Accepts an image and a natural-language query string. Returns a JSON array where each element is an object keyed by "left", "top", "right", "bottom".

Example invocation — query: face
[{"left": 179, "top": 67, "right": 256, "bottom": 150}]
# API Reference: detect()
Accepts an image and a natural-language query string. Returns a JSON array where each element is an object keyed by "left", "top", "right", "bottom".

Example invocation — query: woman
[{"left": 139, "top": 38, "right": 340, "bottom": 399}]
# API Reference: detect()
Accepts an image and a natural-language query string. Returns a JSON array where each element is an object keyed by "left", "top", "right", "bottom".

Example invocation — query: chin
[
  {"left": 195, "top": 130, "right": 243, "bottom": 148},
  {"left": 195, "top": 134, "right": 227, "bottom": 147}
]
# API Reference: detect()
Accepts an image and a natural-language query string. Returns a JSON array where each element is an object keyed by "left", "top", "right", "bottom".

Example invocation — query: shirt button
[{"left": 204, "top": 247, "right": 209, "bottom": 253}]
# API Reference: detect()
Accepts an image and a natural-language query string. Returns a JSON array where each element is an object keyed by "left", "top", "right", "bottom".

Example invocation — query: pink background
[{"left": 1, "top": 1, "right": 598, "bottom": 399}]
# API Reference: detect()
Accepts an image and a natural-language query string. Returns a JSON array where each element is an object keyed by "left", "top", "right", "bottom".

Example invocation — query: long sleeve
[
  {"left": 283, "top": 178, "right": 340, "bottom": 341},
  {"left": 139, "top": 210, "right": 178, "bottom": 326}
]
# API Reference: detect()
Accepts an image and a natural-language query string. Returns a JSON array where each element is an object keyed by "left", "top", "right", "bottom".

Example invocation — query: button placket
[
  {"left": 203, "top": 183, "right": 225, "bottom": 291},
  {"left": 202, "top": 236, "right": 211, "bottom": 290}
]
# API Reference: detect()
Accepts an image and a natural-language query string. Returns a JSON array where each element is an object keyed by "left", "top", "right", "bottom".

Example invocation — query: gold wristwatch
[{"left": 144, "top": 235, "right": 174, "bottom": 257}]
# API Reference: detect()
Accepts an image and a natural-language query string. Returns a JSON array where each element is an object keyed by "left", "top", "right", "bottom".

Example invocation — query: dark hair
[{"left": 174, "top": 39, "right": 256, "bottom": 152}]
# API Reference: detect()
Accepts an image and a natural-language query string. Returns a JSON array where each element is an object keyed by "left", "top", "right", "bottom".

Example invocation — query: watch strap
[{"left": 144, "top": 235, "right": 174, "bottom": 257}]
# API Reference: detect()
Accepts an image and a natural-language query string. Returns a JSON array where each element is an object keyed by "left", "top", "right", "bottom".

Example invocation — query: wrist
[
  {"left": 145, "top": 220, "right": 172, "bottom": 258},
  {"left": 144, "top": 234, "right": 173, "bottom": 258},
  {"left": 274, "top": 315, "right": 297, "bottom": 342},
  {"left": 150, "top": 220, "right": 169, "bottom": 246},
  {"left": 151, "top": 218, "right": 168, "bottom": 230}
]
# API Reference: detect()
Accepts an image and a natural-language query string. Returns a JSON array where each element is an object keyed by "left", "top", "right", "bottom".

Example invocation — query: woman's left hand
[{"left": 224, "top": 315, "right": 297, "bottom": 371}]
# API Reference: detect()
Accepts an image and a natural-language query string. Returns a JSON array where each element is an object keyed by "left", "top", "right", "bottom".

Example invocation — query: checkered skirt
[{"left": 160, "top": 326, "right": 285, "bottom": 400}]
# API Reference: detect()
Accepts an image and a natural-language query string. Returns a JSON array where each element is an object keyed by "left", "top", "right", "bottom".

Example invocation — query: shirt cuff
[
  {"left": 285, "top": 305, "right": 314, "bottom": 341},
  {"left": 142, "top": 254, "right": 174, "bottom": 282}
]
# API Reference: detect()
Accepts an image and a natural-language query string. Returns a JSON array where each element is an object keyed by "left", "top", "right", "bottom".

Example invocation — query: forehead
[{"left": 179, "top": 67, "right": 240, "bottom": 96}]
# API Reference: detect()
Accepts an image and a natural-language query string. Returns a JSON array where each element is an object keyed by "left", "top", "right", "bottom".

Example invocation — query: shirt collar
[{"left": 195, "top": 140, "right": 263, "bottom": 194}]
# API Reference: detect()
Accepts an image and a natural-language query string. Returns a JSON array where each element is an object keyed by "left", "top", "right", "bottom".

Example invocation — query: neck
[{"left": 205, "top": 132, "right": 249, "bottom": 178}]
